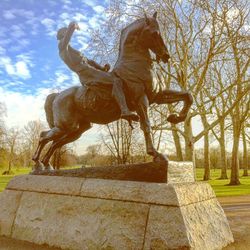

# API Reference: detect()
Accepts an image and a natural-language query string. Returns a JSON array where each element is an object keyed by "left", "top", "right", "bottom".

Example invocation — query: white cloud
[
  {"left": 0, "top": 54, "right": 33, "bottom": 79},
  {"left": 0, "top": 87, "right": 47, "bottom": 128},
  {"left": 62, "top": 0, "right": 72, "bottom": 4},
  {"left": 55, "top": 70, "right": 70, "bottom": 84},
  {"left": 41, "top": 18, "right": 55, "bottom": 27},
  {"left": 4, "top": 58, "right": 15, "bottom": 75},
  {"left": 60, "top": 12, "right": 70, "bottom": 20},
  {"left": 93, "top": 6, "right": 105, "bottom": 14},
  {"left": 3, "top": 10, "right": 16, "bottom": 20},
  {"left": 73, "top": 13, "right": 88, "bottom": 22},
  {"left": 40, "top": 67, "right": 80, "bottom": 90},
  {"left": 71, "top": 72, "right": 80, "bottom": 84},
  {"left": 84, "top": 0, "right": 97, "bottom": 8},
  {"left": 15, "top": 61, "right": 31, "bottom": 78},
  {"left": 88, "top": 16, "right": 103, "bottom": 29},
  {"left": 41, "top": 18, "right": 56, "bottom": 36},
  {"left": 77, "top": 22, "right": 89, "bottom": 32}
]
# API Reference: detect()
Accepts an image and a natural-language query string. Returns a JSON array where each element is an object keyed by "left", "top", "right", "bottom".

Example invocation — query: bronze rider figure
[{"left": 57, "top": 21, "right": 139, "bottom": 122}]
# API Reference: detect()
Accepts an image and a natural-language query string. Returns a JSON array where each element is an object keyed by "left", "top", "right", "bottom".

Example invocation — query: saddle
[{"left": 82, "top": 84, "right": 113, "bottom": 112}]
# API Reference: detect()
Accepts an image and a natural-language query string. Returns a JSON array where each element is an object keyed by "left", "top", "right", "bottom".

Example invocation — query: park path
[
  {"left": 220, "top": 195, "right": 250, "bottom": 250},
  {"left": 0, "top": 195, "right": 250, "bottom": 250}
]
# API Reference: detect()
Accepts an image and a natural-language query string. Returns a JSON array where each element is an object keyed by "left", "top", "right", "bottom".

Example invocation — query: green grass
[
  {"left": 0, "top": 168, "right": 30, "bottom": 192},
  {"left": 196, "top": 168, "right": 250, "bottom": 197},
  {"left": 0, "top": 167, "right": 250, "bottom": 197}
]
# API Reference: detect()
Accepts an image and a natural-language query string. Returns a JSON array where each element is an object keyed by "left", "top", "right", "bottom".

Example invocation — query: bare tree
[
  {"left": 0, "top": 102, "right": 6, "bottom": 147},
  {"left": 4, "top": 128, "right": 20, "bottom": 174},
  {"left": 22, "top": 120, "right": 46, "bottom": 167},
  {"left": 101, "top": 120, "right": 133, "bottom": 164},
  {"left": 52, "top": 146, "right": 69, "bottom": 169}
]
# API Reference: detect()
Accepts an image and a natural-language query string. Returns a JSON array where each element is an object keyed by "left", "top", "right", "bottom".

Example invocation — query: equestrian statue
[{"left": 32, "top": 12, "right": 193, "bottom": 171}]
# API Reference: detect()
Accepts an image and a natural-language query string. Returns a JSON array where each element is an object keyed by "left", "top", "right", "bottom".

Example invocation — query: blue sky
[
  {"left": 0, "top": 0, "right": 112, "bottom": 153},
  {"left": 0, "top": 0, "right": 108, "bottom": 94}
]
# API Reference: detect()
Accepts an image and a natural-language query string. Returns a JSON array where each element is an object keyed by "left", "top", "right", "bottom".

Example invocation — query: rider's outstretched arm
[
  {"left": 87, "top": 59, "right": 105, "bottom": 71},
  {"left": 60, "top": 22, "right": 79, "bottom": 50}
]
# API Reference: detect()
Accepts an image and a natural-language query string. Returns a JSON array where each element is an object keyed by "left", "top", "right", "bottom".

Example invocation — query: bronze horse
[{"left": 32, "top": 12, "right": 193, "bottom": 171}]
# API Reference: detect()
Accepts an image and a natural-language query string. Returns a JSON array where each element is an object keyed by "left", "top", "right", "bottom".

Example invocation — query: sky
[{"left": 0, "top": 0, "right": 113, "bottom": 154}]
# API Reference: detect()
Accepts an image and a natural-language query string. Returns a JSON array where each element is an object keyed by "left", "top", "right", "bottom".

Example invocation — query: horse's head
[{"left": 140, "top": 12, "right": 170, "bottom": 63}]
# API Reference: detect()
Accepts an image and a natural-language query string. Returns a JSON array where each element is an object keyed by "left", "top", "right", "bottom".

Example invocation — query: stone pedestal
[{"left": 0, "top": 162, "right": 233, "bottom": 250}]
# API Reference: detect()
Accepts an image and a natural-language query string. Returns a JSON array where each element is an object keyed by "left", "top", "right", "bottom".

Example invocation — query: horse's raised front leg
[
  {"left": 137, "top": 95, "right": 168, "bottom": 163},
  {"left": 153, "top": 89, "right": 193, "bottom": 124}
]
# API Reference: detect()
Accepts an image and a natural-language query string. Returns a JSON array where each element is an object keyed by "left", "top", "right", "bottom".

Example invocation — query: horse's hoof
[
  {"left": 30, "top": 161, "right": 45, "bottom": 174},
  {"left": 153, "top": 153, "right": 168, "bottom": 165},
  {"left": 147, "top": 149, "right": 157, "bottom": 157},
  {"left": 167, "top": 114, "right": 185, "bottom": 124},
  {"left": 167, "top": 114, "right": 178, "bottom": 123}
]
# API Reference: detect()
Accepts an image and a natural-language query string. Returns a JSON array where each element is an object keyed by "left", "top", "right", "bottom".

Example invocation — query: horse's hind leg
[
  {"left": 41, "top": 123, "right": 91, "bottom": 168},
  {"left": 32, "top": 130, "right": 49, "bottom": 162},
  {"left": 32, "top": 127, "right": 66, "bottom": 171}
]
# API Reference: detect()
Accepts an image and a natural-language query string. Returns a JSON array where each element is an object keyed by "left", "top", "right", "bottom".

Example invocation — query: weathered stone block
[
  {"left": 144, "top": 199, "right": 233, "bottom": 250},
  {"left": 7, "top": 175, "right": 83, "bottom": 196},
  {"left": 168, "top": 161, "right": 195, "bottom": 183},
  {"left": 0, "top": 190, "right": 22, "bottom": 236},
  {"left": 12, "top": 192, "right": 149, "bottom": 250}
]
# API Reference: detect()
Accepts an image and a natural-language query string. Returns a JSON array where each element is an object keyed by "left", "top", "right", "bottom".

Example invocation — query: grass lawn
[
  {"left": 0, "top": 167, "right": 250, "bottom": 197},
  {"left": 196, "top": 168, "right": 250, "bottom": 197},
  {"left": 0, "top": 168, "right": 30, "bottom": 192}
]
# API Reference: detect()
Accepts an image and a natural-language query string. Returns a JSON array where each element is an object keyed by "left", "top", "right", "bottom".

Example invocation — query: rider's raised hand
[
  {"left": 104, "top": 64, "right": 110, "bottom": 72},
  {"left": 69, "top": 21, "right": 80, "bottom": 30}
]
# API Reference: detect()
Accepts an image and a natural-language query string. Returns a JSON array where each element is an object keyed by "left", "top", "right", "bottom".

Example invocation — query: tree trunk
[
  {"left": 203, "top": 132, "right": 211, "bottom": 180},
  {"left": 8, "top": 160, "right": 12, "bottom": 173},
  {"left": 53, "top": 148, "right": 61, "bottom": 170},
  {"left": 183, "top": 116, "right": 196, "bottom": 179},
  {"left": 8, "top": 146, "right": 14, "bottom": 173},
  {"left": 56, "top": 148, "right": 62, "bottom": 169},
  {"left": 219, "top": 142, "right": 228, "bottom": 179},
  {"left": 229, "top": 121, "right": 241, "bottom": 185},
  {"left": 184, "top": 116, "right": 194, "bottom": 161},
  {"left": 171, "top": 123, "right": 183, "bottom": 161},
  {"left": 219, "top": 120, "right": 228, "bottom": 179},
  {"left": 242, "top": 126, "right": 248, "bottom": 176},
  {"left": 200, "top": 113, "right": 211, "bottom": 181}
]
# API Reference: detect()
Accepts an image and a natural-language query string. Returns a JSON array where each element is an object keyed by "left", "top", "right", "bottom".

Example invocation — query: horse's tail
[{"left": 44, "top": 93, "right": 58, "bottom": 129}]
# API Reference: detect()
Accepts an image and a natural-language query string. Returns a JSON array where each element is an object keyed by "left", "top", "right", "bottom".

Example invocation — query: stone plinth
[
  {"left": 0, "top": 167, "right": 233, "bottom": 250},
  {"left": 31, "top": 160, "right": 195, "bottom": 184}
]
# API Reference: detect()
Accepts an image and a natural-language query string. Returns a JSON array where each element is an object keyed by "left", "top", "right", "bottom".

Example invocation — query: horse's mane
[{"left": 114, "top": 18, "right": 145, "bottom": 67}]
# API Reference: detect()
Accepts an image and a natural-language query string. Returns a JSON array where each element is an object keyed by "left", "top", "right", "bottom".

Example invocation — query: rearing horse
[{"left": 32, "top": 12, "right": 193, "bottom": 171}]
